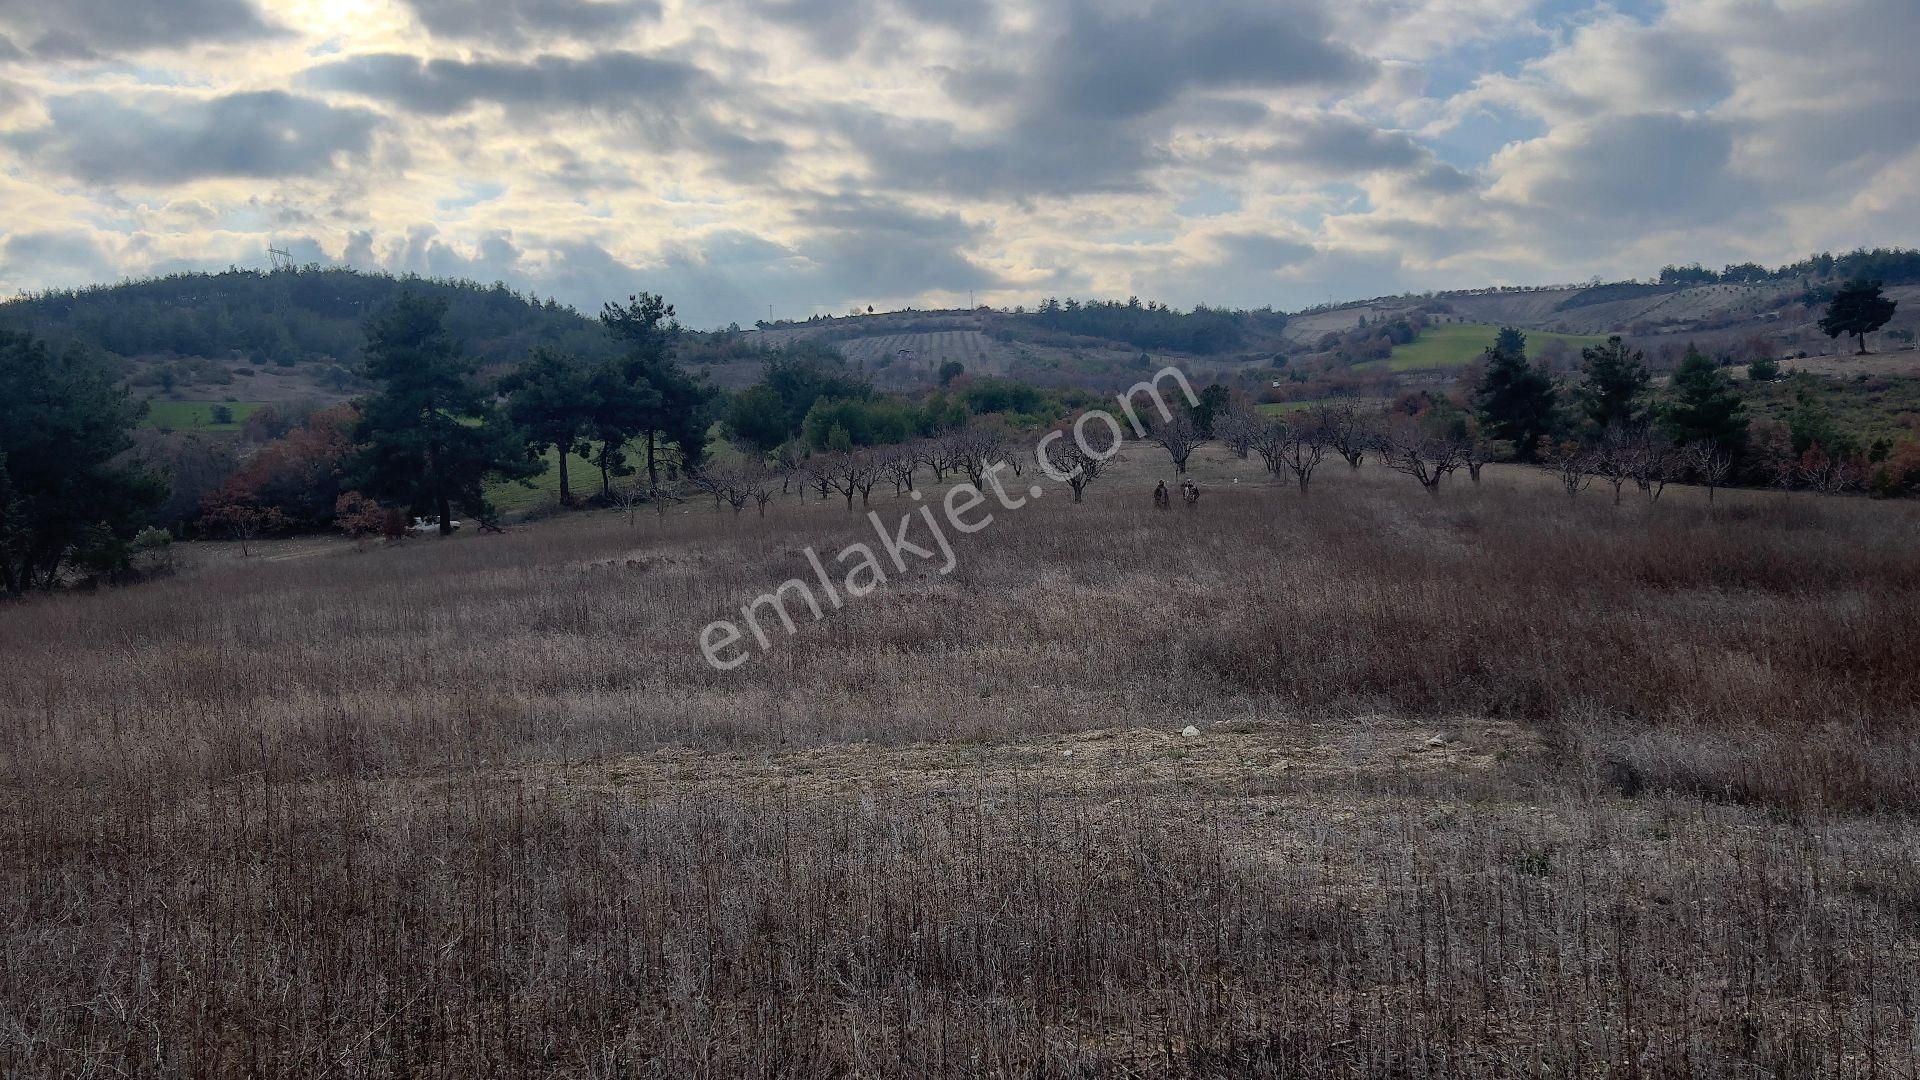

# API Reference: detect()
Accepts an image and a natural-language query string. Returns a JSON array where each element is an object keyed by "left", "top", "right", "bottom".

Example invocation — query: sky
[{"left": 0, "top": 0, "right": 1914, "bottom": 329}]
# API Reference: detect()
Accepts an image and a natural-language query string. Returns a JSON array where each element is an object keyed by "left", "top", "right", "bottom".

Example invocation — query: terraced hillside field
[
  {"left": 1362, "top": 323, "right": 1609, "bottom": 372},
  {"left": 834, "top": 329, "right": 1009, "bottom": 376}
]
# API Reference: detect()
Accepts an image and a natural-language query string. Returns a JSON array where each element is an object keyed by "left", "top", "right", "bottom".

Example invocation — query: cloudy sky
[{"left": 0, "top": 0, "right": 1913, "bottom": 327}]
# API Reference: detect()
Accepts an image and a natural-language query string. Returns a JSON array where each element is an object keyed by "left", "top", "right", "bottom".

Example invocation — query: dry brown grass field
[{"left": 4, "top": 445, "right": 1919, "bottom": 1077}]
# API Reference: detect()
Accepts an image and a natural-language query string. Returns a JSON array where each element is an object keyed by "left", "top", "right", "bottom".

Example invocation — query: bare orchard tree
[
  {"left": 1538, "top": 440, "right": 1595, "bottom": 498},
  {"left": 690, "top": 463, "right": 755, "bottom": 514},
  {"left": 1211, "top": 402, "right": 1262, "bottom": 460},
  {"left": 1591, "top": 425, "right": 1640, "bottom": 505},
  {"left": 771, "top": 440, "right": 806, "bottom": 497},
  {"left": 1250, "top": 419, "right": 1289, "bottom": 476},
  {"left": 1380, "top": 417, "right": 1468, "bottom": 495},
  {"left": 918, "top": 439, "right": 954, "bottom": 483},
  {"left": 1149, "top": 411, "right": 1203, "bottom": 474},
  {"left": 1794, "top": 446, "right": 1867, "bottom": 494},
  {"left": 818, "top": 450, "right": 882, "bottom": 510},
  {"left": 1042, "top": 435, "right": 1119, "bottom": 502},
  {"left": 943, "top": 427, "right": 1009, "bottom": 489},
  {"left": 880, "top": 444, "right": 921, "bottom": 496},
  {"left": 1317, "top": 402, "right": 1375, "bottom": 469},
  {"left": 1629, "top": 429, "right": 1679, "bottom": 502},
  {"left": 1276, "top": 418, "right": 1329, "bottom": 494},
  {"left": 1680, "top": 441, "right": 1734, "bottom": 503},
  {"left": 803, "top": 455, "right": 834, "bottom": 501},
  {"left": 610, "top": 474, "right": 649, "bottom": 526}
]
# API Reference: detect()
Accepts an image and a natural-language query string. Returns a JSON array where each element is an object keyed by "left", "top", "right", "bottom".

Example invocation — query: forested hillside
[{"left": 0, "top": 268, "right": 614, "bottom": 369}]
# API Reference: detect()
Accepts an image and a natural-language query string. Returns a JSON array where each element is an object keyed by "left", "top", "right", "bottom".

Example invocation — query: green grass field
[
  {"left": 1256, "top": 401, "right": 1316, "bottom": 416},
  {"left": 486, "top": 426, "right": 739, "bottom": 517},
  {"left": 142, "top": 400, "right": 268, "bottom": 432},
  {"left": 1362, "top": 323, "right": 1608, "bottom": 373}
]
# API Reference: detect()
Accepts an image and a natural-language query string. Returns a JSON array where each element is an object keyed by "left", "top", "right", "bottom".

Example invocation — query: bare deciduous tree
[
  {"left": 1276, "top": 418, "right": 1329, "bottom": 494},
  {"left": 1680, "top": 441, "right": 1733, "bottom": 503},
  {"left": 943, "top": 427, "right": 1008, "bottom": 489},
  {"left": 1149, "top": 411, "right": 1202, "bottom": 474},
  {"left": 1212, "top": 403, "right": 1262, "bottom": 460},
  {"left": 690, "top": 463, "right": 756, "bottom": 514},
  {"left": 1318, "top": 402, "right": 1375, "bottom": 469},
  {"left": 1539, "top": 440, "right": 1594, "bottom": 498},
  {"left": 1380, "top": 418, "right": 1467, "bottom": 495},
  {"left": 1042, "top": 436, "right": 1119, "bottom": 502},
  {"left": 880, "top": 444, "right": 921, "bottom": 496},
  {"left": 1591, "top": 426, "right": 1639, "bottom": 505}
]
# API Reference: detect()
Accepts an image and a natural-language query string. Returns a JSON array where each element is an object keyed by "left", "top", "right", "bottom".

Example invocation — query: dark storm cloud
[
  {"left": 0, "top": 0, "right": 283, "bottom": 58},
  {"left": 307, "top": 51, "right": 709, "bottom": 117},
  {"left": 839, "top": 0, "right": 1374, "bottom": 197},
  {"left": 399, "top": 0, "right": 661, "bottom": 45},
  {"left": 12, "top": 91, "right": 379, "bottom": 185}
]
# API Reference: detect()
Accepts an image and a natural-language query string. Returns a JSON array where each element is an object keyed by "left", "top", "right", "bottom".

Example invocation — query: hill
[{"left": 0, "top": 267, "right": 620, "bottom": 406}]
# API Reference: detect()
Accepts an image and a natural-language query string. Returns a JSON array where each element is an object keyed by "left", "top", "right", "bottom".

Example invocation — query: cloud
[
  {"left": 0, "top": 0, "right": 283, "bottom": 58},
  {"left": 837, "top": 0, "right": 1374, "bottom": 198},
  {"left": 307, "top": 51, "right": 709, "bottom": 118},
  {"left": 1, "top": 228, "right": 113, "bottom": 285},
  {"left": 399, "top": 0, "right": 661, "bottom": 45},
  {"left": 12, "top": 91, "right": 379, "bottom": 185}
]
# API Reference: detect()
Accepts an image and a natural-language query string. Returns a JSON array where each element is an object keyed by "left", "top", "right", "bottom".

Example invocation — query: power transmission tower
[{"left": 267, "top": 245, "right": 294, "bottom": 272}]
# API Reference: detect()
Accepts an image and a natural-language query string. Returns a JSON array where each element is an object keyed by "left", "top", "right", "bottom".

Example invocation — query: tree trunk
[
  {"left": 556, "top": 438, "right": 573, "bottom": 506},
  {"left": 646, "top": 431, "right": 658, "bottom": 486},
  {"left": 437, "top": 491, "right": 453, "bottom": 537}
]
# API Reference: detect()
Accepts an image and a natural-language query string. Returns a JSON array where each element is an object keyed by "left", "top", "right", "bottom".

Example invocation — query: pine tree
[
  {"left": 599, "top": 293, "right": 716, "bottom": 486},
  {"left": 353, "top": 291, "right": 535, "bottom": 535},
  {"left": 1818, "top": 279, "right": 1897, "bottom": 354},
  {"left": 499, "top": 347, "right": 594, "bottom": 505},
  {"left": 1661, "top": 345, "right": 1748, "bottom": 454},
  {"left": 1577, "top": 336, "right": 1651, "bottom": 433},
  {"left": 1472, "top": 333, "right": 1557, "bottom": 461}
]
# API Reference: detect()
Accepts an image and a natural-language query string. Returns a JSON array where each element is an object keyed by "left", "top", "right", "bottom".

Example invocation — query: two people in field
[{"left": 1153, "top": 479, "right": 1199, "bottom": 511}]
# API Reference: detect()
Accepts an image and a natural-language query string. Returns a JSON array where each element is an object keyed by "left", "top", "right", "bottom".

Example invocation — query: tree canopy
[
  {"left": 1473, "top": 330, "right": 1557, "bottom": 461},
  {"left": 1818, "top": 279, "right": 1897, "bottom": 354},
  {"left": 0, "top": 330, "right": 166, "bottom": 591},
  {"left": 352, "top": 291, "right": 536, "bottom": 534}
]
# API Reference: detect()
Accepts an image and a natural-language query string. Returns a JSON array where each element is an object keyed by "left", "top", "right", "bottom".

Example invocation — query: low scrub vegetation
[{"left": 3, "top": 454, "right": 1918, "bottom": 1075}]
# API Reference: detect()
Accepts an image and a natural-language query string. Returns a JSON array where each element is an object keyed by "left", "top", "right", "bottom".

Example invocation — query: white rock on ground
[{"left": 1181, "top": 726, "right": 1202, "bottom": 738}]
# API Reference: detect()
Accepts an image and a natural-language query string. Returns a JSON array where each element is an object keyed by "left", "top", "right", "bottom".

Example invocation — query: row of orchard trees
[{"left": 1172, "top": 325, "right": 1917, "bottom": 502}]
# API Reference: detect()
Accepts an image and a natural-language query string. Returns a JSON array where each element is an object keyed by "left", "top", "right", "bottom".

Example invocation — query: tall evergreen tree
[
  {"left": 1661, "top": 345, "right": 1748, "bottom": 455},
  {"left": 1472, "top": 334, "right": 1557, "bottom": 461},
  {"left": 1818, "top": 279, "right": 1897, "bottom": 354},
  {"left": 353, "top": 291, "right": 535, "bottom": 535},
  {"left": 0, "top": 331, "right": 165, "bottom": 591},
  {"left": 499, "top": 347, "right": 594, "bottom": 505},
  {"left": 1577, "top": 336, "right": 1651, "bottom": 433},
  {"left": 599, "top": 293, "right": 716, "bottom": 486}
]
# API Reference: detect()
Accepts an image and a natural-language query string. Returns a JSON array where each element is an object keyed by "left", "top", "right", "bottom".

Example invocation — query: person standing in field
[{"left": 1153, "top": 480, "right": 1170, "bottom": 511}]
